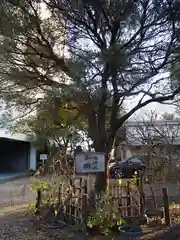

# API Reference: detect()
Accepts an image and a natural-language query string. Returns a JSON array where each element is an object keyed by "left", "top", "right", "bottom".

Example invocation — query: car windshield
[
  {"left": 128, "top": 157, "right": 141, "bottom": 163},
  {"left": 121, "top": 157, "right": 142, "bottom": 164}
]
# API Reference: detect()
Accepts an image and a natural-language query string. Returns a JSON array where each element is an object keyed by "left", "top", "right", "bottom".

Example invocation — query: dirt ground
[
  {"left": 0, "top": 205, "right": 86, "bottom": 240},
  {"left": 0, "top": 205, "right": 180, "bottom": 240},
  {"left": 0, "top": 178, "right": 180, "bottom": 239}
]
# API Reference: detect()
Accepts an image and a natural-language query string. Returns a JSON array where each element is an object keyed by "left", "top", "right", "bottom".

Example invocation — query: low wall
[
  {"left": 75, "top": 176, "right": 180, "bottom": 204},
  {"left": 0, "top": 177, "right": 35, "bottom": 208}
]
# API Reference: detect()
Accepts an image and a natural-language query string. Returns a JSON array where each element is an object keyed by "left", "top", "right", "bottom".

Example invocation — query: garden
[{"left": 1, "top": 0, "right": 180, "bottom": 239}]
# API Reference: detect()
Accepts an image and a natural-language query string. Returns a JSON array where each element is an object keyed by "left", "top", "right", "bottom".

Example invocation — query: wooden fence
[{"left": 36, "top": 177, "right": 141, "bottom": 227}]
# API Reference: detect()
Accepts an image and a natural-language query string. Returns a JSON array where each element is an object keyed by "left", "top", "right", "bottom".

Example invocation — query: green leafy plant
[
  {"left": 27, "top": 202, "right": 36, "bottom": 212},
  {"left": 30, "top": 180, "right": 50, "bottom": 193},
  {"left": 28, "top": 169, "right": 36, "bottom": 177},
  {"left": 87, "top": 194, "right": 124, "bottom": 235},
  {"left": 118, "top": 173, "right": 138, "bottom": 187},
  {"left": 30, "top": 175, "right": 66, "bottom": 208}
]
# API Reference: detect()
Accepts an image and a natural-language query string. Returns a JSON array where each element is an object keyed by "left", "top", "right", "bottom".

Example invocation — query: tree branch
[{"left": 116, "top": 86, "right": 180, "bottom": 132}]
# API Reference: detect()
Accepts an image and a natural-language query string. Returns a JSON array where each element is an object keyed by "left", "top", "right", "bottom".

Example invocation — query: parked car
[{"left": 109, "top": 156, "right": 146, "bottom": 179}]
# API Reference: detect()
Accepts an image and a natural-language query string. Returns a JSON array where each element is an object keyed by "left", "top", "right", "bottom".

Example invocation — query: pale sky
[
  {"left": 132, "top": 103, "right": 175, "bottom": 117},
  {"left": 125, "top": 97, "right": 176, "bottom": 120}
]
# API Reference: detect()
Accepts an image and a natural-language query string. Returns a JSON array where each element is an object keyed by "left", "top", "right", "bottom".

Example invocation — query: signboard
[
  {"left": 75, "top": 152, "right": 105, "bottom": 174},
  {"left": 40, "top": 154, "right": 48, "bottom": 161}
]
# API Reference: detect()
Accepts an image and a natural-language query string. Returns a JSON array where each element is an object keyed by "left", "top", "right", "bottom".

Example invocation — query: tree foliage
[
  {"left": 1, "top": 0, "right": 180, "bottom": 190},
  {"left": 11, "top": 91, "right": 87, "bottom": 153}
]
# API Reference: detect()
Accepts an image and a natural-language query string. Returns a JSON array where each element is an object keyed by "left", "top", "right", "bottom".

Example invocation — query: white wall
[
  {"left": 29, "top": 144, "right": 37, "bottom": 170},
  {"left": 115, "top": 145, "right": 132, "bottom": 161}
]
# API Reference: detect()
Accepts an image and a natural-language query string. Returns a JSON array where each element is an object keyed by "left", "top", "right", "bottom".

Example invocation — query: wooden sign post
[
  {"left": 75, "top": 152, "right": 105, "bottom": 174},
  {"left": 40, "top": 154, "right": 48, "bottom": 161},
  {"left": 75, "top": 152, "right": 106, "bottom": 194}
]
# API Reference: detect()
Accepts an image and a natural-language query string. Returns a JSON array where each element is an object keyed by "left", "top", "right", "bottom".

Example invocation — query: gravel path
[{"left": 0, "top": 206, "right": 37, "bottom": 240}]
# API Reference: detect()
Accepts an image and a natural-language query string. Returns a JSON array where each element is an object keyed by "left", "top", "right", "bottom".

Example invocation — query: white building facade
[{"left": 115, "top": 120, "right": 180, "bottom": 161}]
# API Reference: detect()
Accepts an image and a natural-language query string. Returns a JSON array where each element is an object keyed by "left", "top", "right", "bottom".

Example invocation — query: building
[
  {"left": 115, "top": 120, "right": 180, "bottom": 162},
  {"left": 0, "top": 128, "right": 36, "bottom": 179}
]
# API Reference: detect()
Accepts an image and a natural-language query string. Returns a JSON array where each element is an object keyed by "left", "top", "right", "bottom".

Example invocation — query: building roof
[
  {"left": 126, "top": 120, "right": 180, "bottom": 126},
  {"left": 0, "top": 129, "right": 34, "bottom": 142}
]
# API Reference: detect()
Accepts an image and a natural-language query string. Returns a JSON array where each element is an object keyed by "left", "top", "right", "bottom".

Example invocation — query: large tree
[{"left": 0, "top": 0, "right": 180, "bottom": 191}]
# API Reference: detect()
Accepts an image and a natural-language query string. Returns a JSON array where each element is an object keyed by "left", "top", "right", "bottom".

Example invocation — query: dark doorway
[{"left": 0, "top": 138, "right": 30, "bottom": 173}]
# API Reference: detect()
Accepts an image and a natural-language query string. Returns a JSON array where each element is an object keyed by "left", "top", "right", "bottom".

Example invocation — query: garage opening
[{"left": 0, "top": 138, "right": 30, "bottom": 174}]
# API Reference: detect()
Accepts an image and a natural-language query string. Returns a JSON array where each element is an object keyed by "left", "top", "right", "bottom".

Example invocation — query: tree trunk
[
  {"left": 95, "top": 154, "right": 109, "bottom": 193},
  {"left": 94, "top": 142, "right": 112, "bottom": 193}
]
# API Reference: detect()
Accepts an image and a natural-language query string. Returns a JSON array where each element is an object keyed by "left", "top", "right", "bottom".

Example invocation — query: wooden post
[
  {"left": 58, "top": 184, "right": 62, "bottom": 203},
  {"left": 84, "top": 179, "right": 88, "bottom": 194},
  {"left": 35, "top": 189, "right": 41, "bottom": 214},
  {"left": 127, "top": 181, "right": 131, "bottom": 217},
  {"left": 80, "top": 177, "right": 82, "bottom": 193},
  {"left": 162, "top": 188, "right": 170, "bottom": 225},
  {"left": 57, "top": 184, "right": 64, "bottom": 220},
  {"left": 82, "top": 194, "right": 88, "bottom": 227},
  {"left": 139, "top": 171, "right": 145, "bottom": 217}
]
